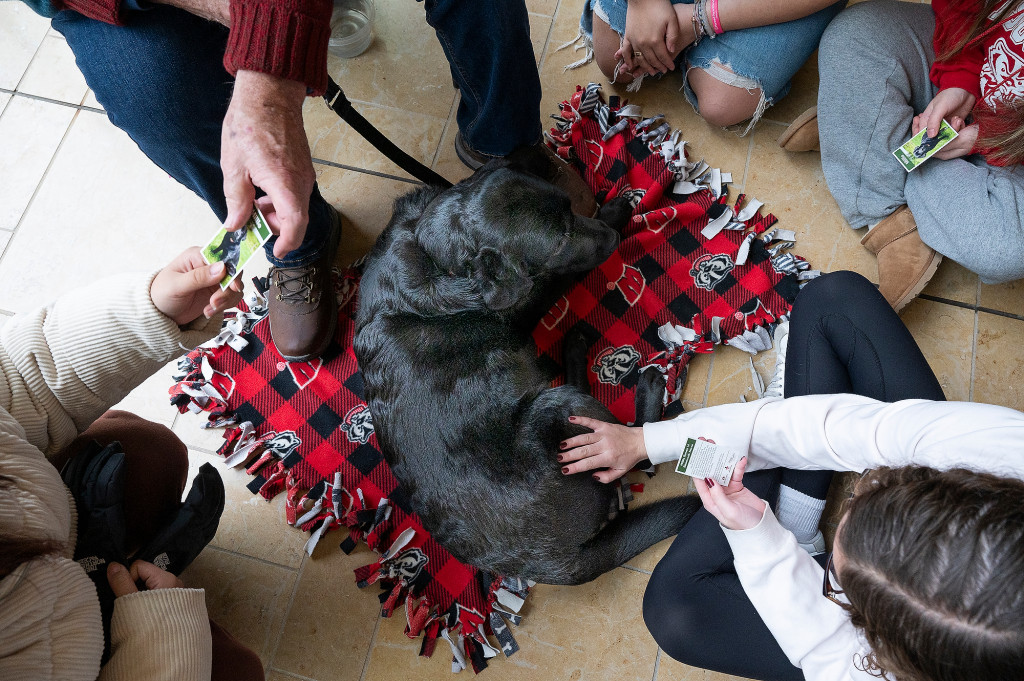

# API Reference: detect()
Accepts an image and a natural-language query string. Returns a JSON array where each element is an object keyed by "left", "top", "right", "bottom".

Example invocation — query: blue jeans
[
  {"left": 583, "top": 0, "right": 846, "bottom": 122},
  {"left": 51, "top": 0, "right": 541, "bottom": 264},
  {"left": 52, "top": 5, "right": 332, "bottom": 267},
  {"left": 421, "top": 0, "right": 542, "bottom": 156}
]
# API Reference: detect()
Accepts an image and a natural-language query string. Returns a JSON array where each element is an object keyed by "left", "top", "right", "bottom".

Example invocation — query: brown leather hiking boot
[
  {"left": 860, "top": 205, "right": 942, "bottom": 312},
  {"left": 455, "top": 133, "right": 598, "bottom": 217},
  {"left": 268, "top": 209, "right": 342, "bottom": 361}
]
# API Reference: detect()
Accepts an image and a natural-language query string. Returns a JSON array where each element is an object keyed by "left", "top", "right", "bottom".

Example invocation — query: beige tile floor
[{"left": 2, "top": 1, "right": 1023, "bottom": 680}]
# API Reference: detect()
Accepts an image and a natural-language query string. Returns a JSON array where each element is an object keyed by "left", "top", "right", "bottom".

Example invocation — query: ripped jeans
[{"left": 581, "top": 0, "right": 846, "bottom": 129}]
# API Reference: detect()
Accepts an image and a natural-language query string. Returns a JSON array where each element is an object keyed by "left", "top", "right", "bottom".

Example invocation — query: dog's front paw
[{"left": 597, "top": 196, "right": 633, "bottom": 233}]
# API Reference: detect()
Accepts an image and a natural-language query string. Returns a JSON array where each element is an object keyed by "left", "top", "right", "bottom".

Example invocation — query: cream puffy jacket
[{"left": 0, "top": 272, "right": 220, "bottom": 681}]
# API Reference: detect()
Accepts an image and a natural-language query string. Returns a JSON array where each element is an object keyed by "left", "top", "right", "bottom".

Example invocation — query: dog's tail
[{"left": 539, "top": 494, "right": 702, "bottom": 586}]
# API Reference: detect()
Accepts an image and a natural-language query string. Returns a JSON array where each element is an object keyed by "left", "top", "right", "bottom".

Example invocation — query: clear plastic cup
[{"left": 328, "top": 0, "right": 375, "bottom": 59}]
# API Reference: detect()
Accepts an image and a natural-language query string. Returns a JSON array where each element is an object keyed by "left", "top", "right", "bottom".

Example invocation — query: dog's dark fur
[{"left": 353, "top": 161, "right": 700, "bottom": 585}]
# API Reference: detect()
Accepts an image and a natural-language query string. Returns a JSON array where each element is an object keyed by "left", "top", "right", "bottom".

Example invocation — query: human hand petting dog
[
  {"left": 151, "top": 246, "right": 244, "bottom": 325},
  {"left": 559, "top": 416, "right": 649, "bottom": 482}
]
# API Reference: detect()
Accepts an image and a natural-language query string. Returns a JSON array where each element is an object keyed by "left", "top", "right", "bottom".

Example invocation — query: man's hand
[
  {"left": 222, "top": 70, "right": 315, "bottom": 260},
  {"left": 151, "top": 246, "right": 244, "bottom": 325},
  {"left": 559, "top": 416, "right": 648, "bottom": 483},
  {"left": 107, "top": 560, "right": 184, "bottom": 597}
]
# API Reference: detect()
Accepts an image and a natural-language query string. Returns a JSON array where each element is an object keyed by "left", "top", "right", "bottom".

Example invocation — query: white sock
[{"left": 775, "top": 485, "right": 827, "bottom": 543}]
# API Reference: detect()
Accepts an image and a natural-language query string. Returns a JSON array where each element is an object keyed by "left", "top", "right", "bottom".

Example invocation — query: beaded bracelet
[
  {"left": 690, "top": 1, "right": 705, "bottom": 45},
  {"left": 696, "top": 0, "right": 716, "bottom": 40}
]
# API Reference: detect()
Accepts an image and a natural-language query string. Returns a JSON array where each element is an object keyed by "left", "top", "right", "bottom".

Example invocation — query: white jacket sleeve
[
  {"left": 643, "top": 395, "right": 1024, "bottom": 481},
  {"left": 99, "top": 589, "right": 213, "bottom": 681},
  {"left": 723, "top": 507, "right": 877, "bottom": 681},
  {"left": 0, "top": 271, "right": 219, "bottom": 457}
]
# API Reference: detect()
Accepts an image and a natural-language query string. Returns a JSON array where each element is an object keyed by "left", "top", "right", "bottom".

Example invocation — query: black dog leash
[{"left": 324, "top": 77, "right": 453, "bottom": 189}]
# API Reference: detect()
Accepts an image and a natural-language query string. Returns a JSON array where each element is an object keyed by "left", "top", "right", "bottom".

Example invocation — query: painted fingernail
[
  {"left": 559, "top": 442, "right": 568, "bottom": 449},
  {"left": 557, "top": 455, "right": 564, "bottom": 462},
  {"left": 704, "top": 478, "right": 715, "bottom": 487},
  {"left": 568, "top": 416, "right": 577, "bottom": 422},
  {"left": 592, "top": 474, "right": 601, "bottom": 481},
  {"left": 562, "top": 467, "right": 569, "bottom": 474}
]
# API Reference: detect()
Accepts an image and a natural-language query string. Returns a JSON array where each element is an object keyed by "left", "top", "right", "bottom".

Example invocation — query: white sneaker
[
  {"left": 762, "top": 321, "right": 789, "bottom": 399},
  {"left": 798, "top": 529, "right": 826, "bottom": 556}
]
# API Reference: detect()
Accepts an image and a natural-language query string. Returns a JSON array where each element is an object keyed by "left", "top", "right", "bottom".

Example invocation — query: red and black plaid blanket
[{"left": 169, "top": 83, "right": 810, "bottom": 673}]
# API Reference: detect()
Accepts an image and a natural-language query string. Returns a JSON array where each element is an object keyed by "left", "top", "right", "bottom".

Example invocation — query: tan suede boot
[
  {"left": 777, "top": 106, "right": 820, "bottom": 152},
  {"left": 860, "top": 205, "right": 942, "bottom": 312}
]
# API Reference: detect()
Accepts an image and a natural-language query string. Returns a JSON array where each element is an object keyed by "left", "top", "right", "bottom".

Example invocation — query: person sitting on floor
[
  {"left": 576, "top": 0, "right": 847, "bottom": 132},
  {"left": 781, "top": 0, "right": 1024, "bottom": 310},
  {"left": 560, "top": 270, "right": 1024, "bottom": 681},
  {"left": 0, "top": 248, "right": 264, "bottom": 681}
]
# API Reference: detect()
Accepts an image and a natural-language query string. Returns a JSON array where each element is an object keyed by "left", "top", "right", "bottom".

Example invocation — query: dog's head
[{"left": 410, "top": 163, "right": 619, "bottom": 312}]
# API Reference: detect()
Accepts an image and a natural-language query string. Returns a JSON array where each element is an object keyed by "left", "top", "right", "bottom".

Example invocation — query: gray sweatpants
[{"left": 818, "top": 0, "right": 1024, "bottom": 284}]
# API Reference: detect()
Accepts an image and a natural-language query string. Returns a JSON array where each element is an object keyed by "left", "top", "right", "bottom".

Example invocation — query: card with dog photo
[
  {"left": 201, "top": 206, "right": 273, "bottom": 290},
  {"left": 892, "top": 119, "right": 958, "bottom": 172}
]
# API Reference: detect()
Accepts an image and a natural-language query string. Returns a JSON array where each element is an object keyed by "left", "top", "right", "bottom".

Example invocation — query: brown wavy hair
[
  {"left": 836, "top": 466, "right": 1024, "bottom": 681},
  {"left": 936, "top": 0, "right": 1024, "bottom": 165}
]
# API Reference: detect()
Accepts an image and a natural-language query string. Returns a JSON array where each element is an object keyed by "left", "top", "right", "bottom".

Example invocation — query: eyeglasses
[{"left": 822, "top": 551, "right": 846, "bottom": 605}]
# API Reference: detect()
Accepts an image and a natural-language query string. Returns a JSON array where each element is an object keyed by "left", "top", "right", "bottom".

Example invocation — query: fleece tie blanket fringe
[{"left": 169, "top": 83, "right": 816, "bottom": 673}]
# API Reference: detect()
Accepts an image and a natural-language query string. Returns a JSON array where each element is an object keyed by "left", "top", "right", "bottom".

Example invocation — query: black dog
[
  {"left": 209, "top": 228, "right": 246, "bottom": 277},
  {"left": 353, "top": 161, "right": 699, "bottom": 585}
]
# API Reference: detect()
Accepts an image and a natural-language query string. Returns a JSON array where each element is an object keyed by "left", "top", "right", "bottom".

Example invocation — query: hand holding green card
[
  {"left": 892, "top": 119, "right": 959, "bottom": 172},
  {"left": 201, "top": 206, "right": 274, "bottom": 290}
]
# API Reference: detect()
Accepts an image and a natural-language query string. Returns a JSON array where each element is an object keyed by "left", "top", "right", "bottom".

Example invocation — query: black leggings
[{"left": 642, "top": 271, "right": 945, "bottom": 681}]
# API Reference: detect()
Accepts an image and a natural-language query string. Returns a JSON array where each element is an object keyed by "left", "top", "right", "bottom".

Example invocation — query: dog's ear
[{"left": 472, "top": 247, "right": 532, "bottom": 311}]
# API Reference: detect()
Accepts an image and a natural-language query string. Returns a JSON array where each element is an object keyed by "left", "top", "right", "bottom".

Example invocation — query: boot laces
[{"left": 273, "top": 266, "right": 318, "bottom": 304}]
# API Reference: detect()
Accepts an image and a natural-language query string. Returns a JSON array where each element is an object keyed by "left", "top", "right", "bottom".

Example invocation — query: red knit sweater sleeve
[
  {"left": 225, "top": 0, "right": 333, "bottom": 96},
  {"left": 53, "top": 0, "right": 123, "bottom": 25},
  {"left": 929, "top": 0, "right": 985, "bottom": 99}
]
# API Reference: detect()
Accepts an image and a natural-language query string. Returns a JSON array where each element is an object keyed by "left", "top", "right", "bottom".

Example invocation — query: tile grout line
[
  {"left": 0, "top": 87, "right": 104, "bottom": 114},
  {"left": 702, "top": 352, "right": 714, "bottom": 408},
  {"left": 267, "top": 668, "right": 318, "bottom": 681},
  {"left": 267, "top": 550, "right": 310, "bottom": 669},
  {"left": 537, "top": 0, "right": 562, "bottom": 67},
  {"left": 740, "top": 134, "right": 755, "bottom": 188},
  {"left": 918, "top": 293, "right": 1024, "bottom": 321},
  {"left": 430, "top": 94, "right": 460, "bottom": 171},
  {"left": 970, "top": 310, "right": 978, "bottom": 403},
  {"left": 651, "top": 648, "right": 662, "bottom": 681},
  {"left": 10, "top": 32, "right": 48, "bottom": 94},
  {"left": 356, "top": 611, "right": 384, "bottom": 681},
  {"left": 5, "top": 106, "right": 81, "bottom": 250},
  {"left": 970, "top": 278, "right": 980, "bottom": 403},
  {"left": 311, "top": 156, "right": 420, "bottom": 185},
  {"left": 204, "top": 544, "right": 302, "bottom": 572},
  {"left": 620, "top": 563, "right": 653, "bottom": 575}
]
